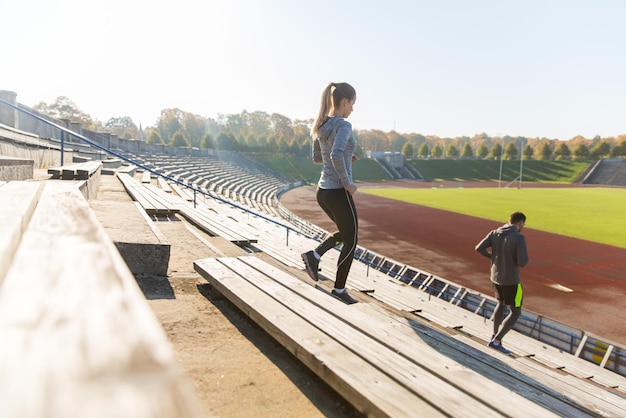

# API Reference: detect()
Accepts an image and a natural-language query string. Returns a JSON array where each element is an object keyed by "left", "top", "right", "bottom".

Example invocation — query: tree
[
  {"left": 476, "top": 143, "right": 489, "bottom": 159},
  {"left": 216, "top": 132, "right": 237, "bottom": 151},
  {"left": 157, "top": 108, "right": 184, "bottom": 144},
  {"left": 523, "top": 144, "right": 534, "bottom": 160},
  {"left": 504, "top": 143, "right": 518, "bottom": 160},
  {"left": 270, "top": 113, "right": 295, "bottom": 143},
  {"left": 461, "top": 143, "right": 473, "bottom": 158},
  {"left": 199, "top": 133, "right": 215, "bottom": 149},
  {"left": 182, "top": 113, "right": 208, "bottom": 147},
  {"left": 446, "top": 144, "right": 459, "bottom": 158},
  {"left": 170, "top": 130, "right": 190, "bottom": 147},
  {"left": 104, "top": 116, "right": 139, "bottom": 139},
  {"left": 573, "top": 143, "right": 590, "bottom": 160},
  {"left": 610, "top": 140, "right": 626, "bottom": 157},
  {"left": 146, "top": 131, "right": 164, "bottom": 145},
  {"left": 417, "top": 143, "right": 429, "bottom": 158},
  {"left": 33, "top": 96, "right": 97, "bottom": 130},
  {"left": 539, "top": 143, "right": 552, "bottom": 161},
  {"left": 554, "top": 142, "right": 571, "bottom": 160},
  {"left": 432, "top": 144, "right": 443, "bottom": 158},
  {"left": 490, "top": 143, "right": 503, "bottom": 160},
  {"left": 590, "top": 141, "right": 610, "bottom": 159},
  {"left": 401, "top": 142, "right": 414, "bottom": 159}
]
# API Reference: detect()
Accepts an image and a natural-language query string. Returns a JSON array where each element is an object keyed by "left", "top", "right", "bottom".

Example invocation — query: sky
[{"left": 3, "top": 0, "right": 626, "bottom": 140}]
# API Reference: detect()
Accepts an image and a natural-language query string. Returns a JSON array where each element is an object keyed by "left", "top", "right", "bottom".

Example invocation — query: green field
[{"left": 360, "top": 186, "right": 626, "bottom": 249}]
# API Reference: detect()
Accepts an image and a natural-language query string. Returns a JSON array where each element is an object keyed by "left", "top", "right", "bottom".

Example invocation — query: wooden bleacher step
[
  {"left": 0, "top": 181, "right": 203, "bottom": 418},
  {"left": 194, "top": 255, "right": 595, "bottom": 418}
]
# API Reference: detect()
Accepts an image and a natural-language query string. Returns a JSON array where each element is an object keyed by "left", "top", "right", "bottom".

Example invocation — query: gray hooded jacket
[
  {"left": 312, "top": 116, "right": 356, "bottom": 190},
  {"left": 475, "top": 223, "right": 529, "bottom": 285}
]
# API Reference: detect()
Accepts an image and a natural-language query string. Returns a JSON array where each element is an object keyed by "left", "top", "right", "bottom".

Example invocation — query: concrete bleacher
[{"left": 583, "top": 158, "right": 626, "bottom": 186}]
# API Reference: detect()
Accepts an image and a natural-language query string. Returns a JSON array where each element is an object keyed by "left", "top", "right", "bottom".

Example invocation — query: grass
[
  {"left": 251, "top": 155, "right": 389, "bottom": 183},
  {"left": 409, "top": 159, "right": 590, "bottom": 183},
  {"left": 360, "top": 186, "right": 626, "bottom": 249}
]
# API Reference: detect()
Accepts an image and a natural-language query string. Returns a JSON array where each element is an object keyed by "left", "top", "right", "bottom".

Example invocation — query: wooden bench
[
  {"left": 47, "top": 161, "right": 102, "bottom": 180},
  {"left": 194, "top": 255, "right": 623, "bottom": 417},
  {"left": 141, "top": 169, "right": 152, "bottom": 184},
  {"left": 157, "top": 176, "right": 173, "bottom": 193},
  {"left": 116, "top": 172, "right": 180, "bottom": 216},
  {"left": 0, "top": 180, "right": 203, "bottom": 418}
]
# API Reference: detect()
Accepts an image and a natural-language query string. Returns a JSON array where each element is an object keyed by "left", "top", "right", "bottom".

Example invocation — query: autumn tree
[
  {"left": 104, "top": 116, "right": 139, "bottom": 139},
  {"left": 33, "top": 96, "right": 97, "bottom": 130}
]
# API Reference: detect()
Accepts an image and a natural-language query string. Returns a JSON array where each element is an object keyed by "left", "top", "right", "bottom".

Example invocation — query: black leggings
[{"left": 314, "top": 187, "right": 358, "bottom": 289}]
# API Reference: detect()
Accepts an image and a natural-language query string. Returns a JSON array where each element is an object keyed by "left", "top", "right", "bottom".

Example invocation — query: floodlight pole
[
  {"left": 498, "top": 136, "right": 504, "bottom": 188},
  {"left": 519, "top": 138, "right": 524, "bottom": 188}
]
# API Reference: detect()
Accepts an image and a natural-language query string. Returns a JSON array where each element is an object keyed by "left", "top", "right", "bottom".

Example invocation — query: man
[{"left": 475, "top": 211, "right": 529, "bottom": 354}]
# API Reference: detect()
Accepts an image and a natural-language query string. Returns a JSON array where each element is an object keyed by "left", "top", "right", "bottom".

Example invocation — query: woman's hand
[
  {"left": 352, "top": 154, "right": 359, "bottom": 163},
  {"left": 346, "top": 183, "right": 357, "bottom": 195}
]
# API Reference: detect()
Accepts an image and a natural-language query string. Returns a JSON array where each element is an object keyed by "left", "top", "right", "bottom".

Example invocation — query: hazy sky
[{"left": 3, "top": 0, "right": 626, "bottom": 140}]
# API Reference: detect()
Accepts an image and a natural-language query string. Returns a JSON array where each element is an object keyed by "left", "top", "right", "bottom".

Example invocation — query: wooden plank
[
  {"left": 0, "top": 182, "right": 203, "bottom": 418},
  {"left": 116, "top": 173, "right": 172, "bottom": 216},
  {"left": 157, "top": 176, "right": 172, "bottom": 193},
  {"left": 194, "top": 257, "right": 448, "bottom": 418},
  {"left": 76, "top": 161, "right": 102, "bottom": 180},
  {"left": 196, "top": 256, "right": 563, "bottom": 418},
  {"left": 0, "top": 181, "right": 42, "bottom": 282},
  {"left": 238, "top": 256, "right": 598, "bottom": 417}
]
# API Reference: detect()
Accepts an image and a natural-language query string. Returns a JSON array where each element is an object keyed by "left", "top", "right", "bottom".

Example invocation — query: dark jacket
[{"left": 475, "top": 223, "right": 529, "bottom": 285}]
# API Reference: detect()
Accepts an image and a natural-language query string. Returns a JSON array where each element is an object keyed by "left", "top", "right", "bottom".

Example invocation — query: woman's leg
[{"left": 315, "top": 188, "right": 358, "bottom": 289}]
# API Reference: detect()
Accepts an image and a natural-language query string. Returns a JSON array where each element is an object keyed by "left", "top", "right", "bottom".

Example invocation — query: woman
[{"left": 301, "top": 82, "right": 359, "bottom": 304}]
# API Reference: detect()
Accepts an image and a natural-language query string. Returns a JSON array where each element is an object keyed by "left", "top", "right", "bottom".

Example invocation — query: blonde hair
[{"left": 311, "top": 82, "right": 356, "bottom": 137}]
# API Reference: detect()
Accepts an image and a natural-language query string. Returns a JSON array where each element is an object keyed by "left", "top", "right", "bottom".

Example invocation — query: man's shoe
[
  {"left": 331, "top": 289, "right": 358, "bottom": 305},
  {"left": 301, "top": 251, "right": 320, "bottom": 281},
  {"left": 488, "top": 340, "right": 511, "bottom": 355}
]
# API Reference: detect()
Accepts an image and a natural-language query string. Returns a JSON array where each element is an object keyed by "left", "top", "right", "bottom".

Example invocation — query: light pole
[
  {"left": 519, "top": 138, "right": 524, "bottom": 188},
  {"left": 498, "top": 135, "right": 505, "bottom": 188}
]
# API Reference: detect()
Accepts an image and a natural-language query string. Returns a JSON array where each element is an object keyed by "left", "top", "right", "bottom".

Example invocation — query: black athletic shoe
[
  {"left": 301, "top": 251, "right": 319, "bottom": 281},
  {"left": 331, "top": 289, "right": 358, "bottom": 305}
]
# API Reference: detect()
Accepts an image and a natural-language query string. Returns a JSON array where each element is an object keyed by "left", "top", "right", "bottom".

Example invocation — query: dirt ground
[{"left": 135, "top": 221, "right": 358, "bottom": 418}]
